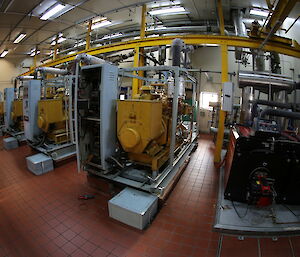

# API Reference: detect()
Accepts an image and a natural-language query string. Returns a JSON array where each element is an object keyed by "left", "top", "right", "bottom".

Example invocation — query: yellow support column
[
  {"left": 33, "top": 47, "right": 38, "bottom": 68},
  {"left": 214, "top": 0, "right": 228, "bottom": 163},
  {"left": 86, "top": 20, "right": 92, "bottom": 50},
  {"left": 53, "top": 36, "right": 58, "bottom": 61},
  {"left": 214, "top": 44, "right": 228, "bottom": 163},
  {"left": 132, "top": 4, "right": 147, "bottom": 98}
]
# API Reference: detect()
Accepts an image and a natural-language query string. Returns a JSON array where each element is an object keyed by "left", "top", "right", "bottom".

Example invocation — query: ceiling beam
[{"left": 19, "top": 34, "right": 300, "bottom": 76}]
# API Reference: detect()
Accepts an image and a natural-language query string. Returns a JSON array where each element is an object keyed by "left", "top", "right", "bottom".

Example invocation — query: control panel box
[{"left": 222, "top": 82, "right": 234, "bottom": 113}]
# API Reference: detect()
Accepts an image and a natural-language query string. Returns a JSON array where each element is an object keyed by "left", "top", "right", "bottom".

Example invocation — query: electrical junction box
[
  {"left": 26, "top": 153, "right": 54, "bottom": 175},
  {"left": 108, "top": 187, "right": 158, "bottom": 230},
  {"left": 221, "top": 82, "right": 234, "bottom": 113},
  {"left": 3, "top": 137, "right": 18, "bottom": 150},
  {"left": 23, "top": 80, "right": 42, "bottom": 141}
]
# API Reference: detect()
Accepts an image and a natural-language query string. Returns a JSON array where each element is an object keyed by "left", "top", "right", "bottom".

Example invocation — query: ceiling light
[
  {"left": 13, "top": 33, "right": 26, "bottom": 44},
  {"left": 147, "top": 26, "right": 166, "bottom": 31},
  {"left": 57, "top": 37, "right": 66, "bottom": 43},
  {"left": 149, "top": 6, "right": 186, "bottom": 16},
  {"left": 250, "top": 9, "right": 269, "bottom": 17},
  {"left": 102, "top": 33, "right": 122, "bottom": 40},
  {"left": 91, "top": 20, "right": 112, "bottom": 29},
  {"left": 40, "top": 3, "right": 65, "bottom": 20},
  {"left": 0, "top": 50, "right": 9, "bottom": 58}
]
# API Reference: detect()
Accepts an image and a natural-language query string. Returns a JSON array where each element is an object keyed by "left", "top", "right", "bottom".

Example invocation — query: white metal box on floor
[
  {"left": 3, "top": 137, "right": 18, "bottom": 150},
  {"left": 108, "top": 187, "right": 158, "bottom": 230},
  {"left": 26, "top": 153, "right": 54, "bottom": 175}
]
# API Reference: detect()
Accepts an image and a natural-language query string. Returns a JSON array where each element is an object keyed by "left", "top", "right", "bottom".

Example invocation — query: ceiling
[{"left": 0, "top": 0, "right": 299, "bottom": 60}]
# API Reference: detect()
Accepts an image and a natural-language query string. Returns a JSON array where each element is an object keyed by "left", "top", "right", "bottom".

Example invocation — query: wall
[{"left": 191, "top": 46, "right": 300, "bottom": 133}]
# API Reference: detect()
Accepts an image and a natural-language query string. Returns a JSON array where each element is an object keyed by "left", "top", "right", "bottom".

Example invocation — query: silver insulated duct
[
  {"left": 232, "top": 9, "right": 247, "bottom": 60},
  {"left": 75, "top": 53, "right": 106, "bottom": 65},
  {"left": 36, "top": 67, "right": 68, "bottom": 75}
]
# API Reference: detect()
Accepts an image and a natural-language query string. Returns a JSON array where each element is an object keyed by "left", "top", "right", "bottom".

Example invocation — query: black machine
[
  {"left": 224, "top": 124, "right": 300, "bottom": 206},
  {"left": 224, "top": 70, "right": 300, "bottom": 207}
]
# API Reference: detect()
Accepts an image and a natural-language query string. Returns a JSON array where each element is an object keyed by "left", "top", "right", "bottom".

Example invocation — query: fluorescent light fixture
[
  {"left": 149, "top": 0, "right": 181, "bottom": 8},
  {"left": 51, "top": 41, "right": 56, "bottom": 46},
  {"left": 202, "top": 44, "right": 218, "bottom": 47},
  {"left": 102, "top": 33, "right": 122, "bottom": 40},
  {"left": 40, "top": 3, "right": 65, "bottom": 20},
  {"left": 149, "top": 6, "right": 186, "bottom": 16},
  {"left": 29, "top": 49, "right": 40, "bottom": 56},
  {"left": 13, "top": 33, "right": 26, "bottom": 44},
  {"left": 91, "top": 20, "right": 112, "bottom": 29},
  {"left": 250, "top": 9, "right": 269, "bottom": 17},
  {"left": 77, "top": 41, "right": 86, "bottom": 47},
  {"left": 147, "top": 26, "right": 166, "bottom": 31},
  {"left": 0, "top": 50, "right": 9, "bottom": 57},
  {"left": 57, "top": 37, "right": 66, "bottom": 43}
]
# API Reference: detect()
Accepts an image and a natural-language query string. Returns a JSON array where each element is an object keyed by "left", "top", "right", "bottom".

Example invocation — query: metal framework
[{"left": 19, "top": 34, "right": 300, "bottom": 76}]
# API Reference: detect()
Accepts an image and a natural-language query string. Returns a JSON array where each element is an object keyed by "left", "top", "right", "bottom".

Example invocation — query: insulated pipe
[
  {"left": 75, "top": 53, "right": 106, "bottom": 65},
  {"left": 260, "top": 109, "right": 300, "bottom": 120},
  {"left": 172, "top": 38, "right": 184, "bottom": 67},
  {"left": 36, "top": 67, "right": 68, "bottom": 75}
]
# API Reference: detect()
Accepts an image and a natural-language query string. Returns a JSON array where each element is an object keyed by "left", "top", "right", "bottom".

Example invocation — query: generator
[
  {"left": 76, "top": 62, "right": 198, "bottom": 197},
  {"left": 23, "top": 74, "right": 76, "bottom": 162},
  {"left": 3, "top": 87, "right": 25, "bottom": 141}
]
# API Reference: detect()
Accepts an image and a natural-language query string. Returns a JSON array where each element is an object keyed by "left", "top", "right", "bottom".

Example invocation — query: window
[{"left": 200, "top": 92, "right": 218, "bottom": 110}]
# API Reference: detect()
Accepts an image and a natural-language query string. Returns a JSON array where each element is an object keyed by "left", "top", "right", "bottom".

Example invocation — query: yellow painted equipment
[
  {"left": 117, "top": 82, "right": 193, "bottom": 171},
  {"left": 38, "top": 98, "right": 67, "bottom": 144},
  {"left": 11, "top": 99, "right": 24, "bottom": 131},
  {"left": 0, "top": 101, "right": 4, "bottom": 116},
  {"left": 11, "top": 100, "right": 23, "bottom": 121},
  {"left": 117, "top": 99, "right": 169, "bottom": 171}
]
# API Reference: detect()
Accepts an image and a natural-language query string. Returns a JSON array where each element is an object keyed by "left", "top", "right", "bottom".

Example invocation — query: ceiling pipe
[
  {"left": 35, "top": 67, "right": 69, "bottom": 75},
  {"left": 75, "top": 53, "right": 106, "bottom": 64}
]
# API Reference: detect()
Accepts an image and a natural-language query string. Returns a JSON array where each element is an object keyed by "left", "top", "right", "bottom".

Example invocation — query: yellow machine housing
[
  {"left": 11, "top": 99, "right": 23, "bottom": 130},
  {"left": 0, "top": 101, "right": 4, "bottom": 116},
  {"left": 38, "top": 98, "right": 67, "bottom": 144},
  {"left": 117, "top": 99, "right": 169, "bottom": 171}
]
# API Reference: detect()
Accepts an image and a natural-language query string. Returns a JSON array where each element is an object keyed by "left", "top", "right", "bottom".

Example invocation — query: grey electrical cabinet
[
  {"left": 23, "top": 80, "right": 42, "bottom": 142},
  {"left": 4, "top": 88, "right": 14, "bottom": 130},
  {"left": 77, "top": 63, "right": 118, "bottom": 172}
]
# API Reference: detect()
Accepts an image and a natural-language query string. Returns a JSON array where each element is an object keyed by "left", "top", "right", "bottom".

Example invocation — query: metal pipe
[
  {"left": 172, "top": 38, "right": 184, "bottom": 67},
  {"left": 75, "top": 53, "right": 106, "bottom": 65},
  {"left": 260, "top": 109, "right": 300, "bottom": 120},
  {"left": 36, "top": 67, "right": 69, "bottom": 75}
]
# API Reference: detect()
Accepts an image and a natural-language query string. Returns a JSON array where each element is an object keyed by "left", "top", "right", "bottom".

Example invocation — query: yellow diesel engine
[
  {"left": 117, "top": 86, "right": 192, "bottom": 171},
  {"left": 37, "top": 90, "right": 68, "bottom": 144},
  {"left": 11, "top": 99, "right": 23, "bottom": 131}
]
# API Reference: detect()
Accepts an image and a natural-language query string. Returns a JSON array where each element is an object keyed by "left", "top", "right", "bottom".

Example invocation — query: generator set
[
  {"left": 23, "top": 69, "right": 76, "bottom": 162},
  {"left": 224, "top": 71, "right": 300, "bottom": 206},
  {"left": 37, "top": 88, "right": 68, "bottom": 144},
  {"left": 3, "top": 87, "right": 24, "bottom": 139},
  {"left": 76, "top": 52, "right": 198, "bottom": 196},
  {"left": 117, "top": 85, "right": 193, "bottom": 173}
]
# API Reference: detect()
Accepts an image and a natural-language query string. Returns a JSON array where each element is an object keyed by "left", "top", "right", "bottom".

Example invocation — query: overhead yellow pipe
[{"left": 19, "top": 35, "right": 300, "bottom": 77}]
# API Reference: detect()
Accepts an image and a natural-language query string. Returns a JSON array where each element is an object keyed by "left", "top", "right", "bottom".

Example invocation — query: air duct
[
  {"left": 36, "top": 67, "right": 68, "bottom": 75},
  {"left": 171, "top": 38, "right": 184, "bottom": 67}
]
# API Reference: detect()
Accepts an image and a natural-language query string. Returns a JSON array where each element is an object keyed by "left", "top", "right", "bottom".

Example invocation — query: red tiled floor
[{"left": 0, "top": 135, "right": 297, "bottom": 257}]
